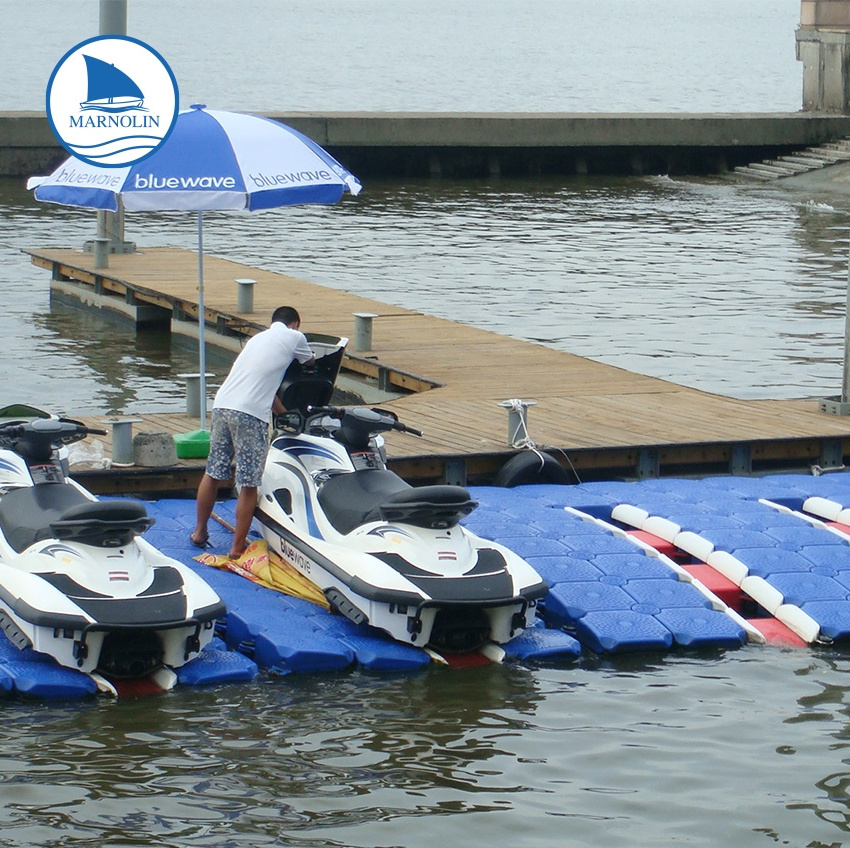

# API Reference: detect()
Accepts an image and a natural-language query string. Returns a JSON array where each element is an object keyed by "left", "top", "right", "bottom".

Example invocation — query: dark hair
[{"left": 271, "top": 306, "right": 301, "bottom": 326}]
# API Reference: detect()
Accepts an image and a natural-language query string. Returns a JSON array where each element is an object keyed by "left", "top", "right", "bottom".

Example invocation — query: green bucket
[{"left": 173, "top": 429, "right": 210, "bottom": 459}]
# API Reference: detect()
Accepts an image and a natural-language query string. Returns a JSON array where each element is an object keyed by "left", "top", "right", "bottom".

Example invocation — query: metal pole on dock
[
  {"left": 198, "top": 211, "right": 208, "bottom": 429},
  {"left": 844, "top": 244, "right": 850, "bottom": 404},
  {"left": 97, "top": 0, "right": 129, "bottom": 255},
  {"left": 821, "top": 238, "right": 850, "bottom": 414},
  {"left": 99, "top": 0, "right": 127, "bottom": 33}
]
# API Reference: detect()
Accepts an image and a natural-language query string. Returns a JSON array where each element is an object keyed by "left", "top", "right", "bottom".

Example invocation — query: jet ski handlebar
[
  {"left": 306, "top": 406, "right": 424, "bottom": 438},
  {"left": 0, "top": 418, "right": 108, "bottom": 452}
]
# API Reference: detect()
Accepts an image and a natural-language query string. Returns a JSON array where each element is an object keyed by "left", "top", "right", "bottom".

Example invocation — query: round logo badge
[{"left": 46, "top": 35, "right": 179, "bottom": 168}]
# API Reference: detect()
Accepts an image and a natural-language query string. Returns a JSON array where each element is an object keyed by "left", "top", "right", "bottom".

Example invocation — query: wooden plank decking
[{"left": 26, "top": 245, "right": 850, "bottom": 488}]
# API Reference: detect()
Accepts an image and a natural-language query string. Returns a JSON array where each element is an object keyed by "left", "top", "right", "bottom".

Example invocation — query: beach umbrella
[{"left": 28, "top": 104, "right": 361, "bottom": 426}]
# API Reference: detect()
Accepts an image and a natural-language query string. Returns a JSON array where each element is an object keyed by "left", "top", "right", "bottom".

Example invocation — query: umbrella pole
[
  {"left": 844, "top": 237, "right": 850, "bottom": 406},
  {"left": 198, "top": 211, "right": 207, "bottom": 429}
]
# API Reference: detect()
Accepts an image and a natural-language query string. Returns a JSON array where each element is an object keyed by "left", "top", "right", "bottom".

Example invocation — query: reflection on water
[
  {"left": 31, "top": 300, "right": 236, "bottom": 416},
  {"left": 0, "top": 667, "right": 545, "bottom": 848},
  {"left": 4, "top": 173, "right": 850, "bottom": 414},
  {"left": 781, "top": 654, "right": 850, "bottom": 835},
  {"left": 5, "top": 650, "right": 850, "bottom": 845}
]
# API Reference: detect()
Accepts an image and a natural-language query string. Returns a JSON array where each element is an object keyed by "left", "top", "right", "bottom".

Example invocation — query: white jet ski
[
  {"left": 253, "top": 344, "right": 547, "bottom": 652},
  {"left": 0, "top": 410, "right": 226, "bottom": 682}
]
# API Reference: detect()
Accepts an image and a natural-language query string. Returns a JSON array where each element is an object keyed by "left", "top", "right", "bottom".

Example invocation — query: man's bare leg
[
  {"left": 191, "top": 473, "right": 220, "bottom": 546},
  {"left": 230, "top": 485, "right": 258, "bottom": 558}
]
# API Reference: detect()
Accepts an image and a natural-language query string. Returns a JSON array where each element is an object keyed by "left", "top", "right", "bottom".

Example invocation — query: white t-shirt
[{"left": 213, "top": 322, "right": 314, "bottom": 422}]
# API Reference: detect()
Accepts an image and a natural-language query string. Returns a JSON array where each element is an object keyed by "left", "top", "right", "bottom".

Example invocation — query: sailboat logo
[
  {"left": 46, "top": 35, "right": 178, "bottom": 168},
  {"left": 79, "top": 55, "right": 146, "bottom": 113}
]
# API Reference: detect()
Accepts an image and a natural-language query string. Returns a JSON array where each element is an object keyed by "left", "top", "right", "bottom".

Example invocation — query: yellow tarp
[{"left": 195, "top": 539, "right": 330, "bottom": 610}]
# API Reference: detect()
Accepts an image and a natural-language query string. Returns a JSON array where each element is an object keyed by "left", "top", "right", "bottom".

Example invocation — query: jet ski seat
[
  {"left": 51, "top": 498, "right": 154, "bottom": 548},
  {"left": 318, "top": 470, "right": 478, "bottom": 535},
  {"left": 0, "top": 484, "right": 153, "bottom": 552}
]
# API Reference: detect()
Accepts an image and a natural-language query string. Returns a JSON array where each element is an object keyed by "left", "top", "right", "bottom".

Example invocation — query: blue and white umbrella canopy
[
  {"left": 29, "top": 104, "right": 361, "bottom": 211},
  {"left": 28, "top": 106, "right": 361, "bottom": 427}
]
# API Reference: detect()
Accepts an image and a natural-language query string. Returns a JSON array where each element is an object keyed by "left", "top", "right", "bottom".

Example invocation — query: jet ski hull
[
  {"left": 0, "top": 413, "right": 226, "bottom": 681},
  {"left": 256, "top": 423, "right": 547, "bottom": 652},
  {"left": 256, "top": 504, "right": 545, "bottom": 651}
]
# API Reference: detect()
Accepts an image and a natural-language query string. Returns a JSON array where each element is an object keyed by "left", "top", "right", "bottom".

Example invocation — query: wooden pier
[{"left": 26, "top": 246, "right": 850, "bottom": 493}]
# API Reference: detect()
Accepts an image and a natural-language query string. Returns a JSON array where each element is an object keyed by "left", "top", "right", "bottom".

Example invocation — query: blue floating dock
[
  {"left": 462, "top": 471, "right": 850, "bottom": 649},
  {"left": 163, "top": 472, "right": 850, "bottom": 661},
  {"left": 13, "top": 469, "right": 850, "bottom": 698},
  {"left": 0, "top": 632, "right": 256, "bottom": 700}
]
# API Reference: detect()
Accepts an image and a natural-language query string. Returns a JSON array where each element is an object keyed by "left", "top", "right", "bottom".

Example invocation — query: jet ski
[
  {"left": 253, "top": 346, "right": 547, "bottom": 652},
  {"left": 0, "top": 412, "right": 226, "bottom": 684}
]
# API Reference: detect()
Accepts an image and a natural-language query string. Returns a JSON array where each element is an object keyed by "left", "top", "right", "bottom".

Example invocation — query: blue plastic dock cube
[
  {"left": 574, "top": 609, "right": 674, "bottom": 654},
  {"left": 502, "top": 627, "right": 583, "bottom": 661},
  {"left": 797, "top": 600, "right": 850, "bottom": 640},
  {"left": 253, "top": 623, "right": 355, "bottom": 673},
  {"left": 767, "top": 527, "right": 847, "bottom": 550},
  {"left": 591, "top": 553, "right": 678, "bottom": 581},
  {"left": 768, "top": 572, "right": 849, "bottom": 606},
  {"left": 798, "top": 545, "right": 850, "bottom": 572},
  {"left": 560, "top": 534, "right": 645, "bottom": 557},
  {"left": 654, "top": 608, "right": 747, "bottom": 649},
  {"left": 527, "top": 554, "right": 602, "bottom": 585},
  {"left": 735, "top": 547, "right": 816, "bottom": 578},
  {"left": 623, "top": 578, "right": 711, "bottom": 609},
  {"left": 711, "top": 529, "right": 781, "bottom": 552},
  {"left": 544, "top": 581, "right": 634, "bottom": 626}
]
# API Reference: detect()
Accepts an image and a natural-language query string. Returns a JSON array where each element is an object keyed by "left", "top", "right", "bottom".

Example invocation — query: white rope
[
  {"left": 502, "top": 398, "right": 582, "bottom": 483},
  {"left": 504, "top": 398, "right": 536, "bottom": 449}
]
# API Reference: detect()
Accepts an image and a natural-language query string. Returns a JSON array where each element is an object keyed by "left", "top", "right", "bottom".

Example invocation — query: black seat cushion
[
  {"left": 318, "top": 470, "right": 477, "bottom": 535},
  {"left": 0, "top": 484, "right": 91, "bottom": 552},
  {"left": 318, "top": 470, "right": 411, "bottom": 535},
  {"left": 0, "top": 486, "right": 153, "bottom": 552}
]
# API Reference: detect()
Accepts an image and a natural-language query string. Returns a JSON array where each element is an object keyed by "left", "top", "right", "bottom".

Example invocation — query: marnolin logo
[{"left": 47, "top": 35, "right": 178, "bottom": 168}]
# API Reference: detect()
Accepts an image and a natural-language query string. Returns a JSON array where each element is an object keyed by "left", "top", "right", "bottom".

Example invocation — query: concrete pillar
[
  {"left": 99, "top": 0, "right": 128, "bottom": 33},
  {"left": 797, "top": 1, "right": 850, "bottom": 112}
]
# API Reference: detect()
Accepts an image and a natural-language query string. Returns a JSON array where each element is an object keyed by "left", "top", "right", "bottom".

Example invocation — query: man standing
[{"left": 190, "top": 305, "right": 315, "bottom": 558}]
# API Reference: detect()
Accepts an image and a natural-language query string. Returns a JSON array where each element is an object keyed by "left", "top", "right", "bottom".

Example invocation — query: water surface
[
  {"left": 0, "top": 0, "right": 803, "bottom": 114},
  {"left": 4, "top": 173, "right": 850, "bottom": 414},
  {"left": 3, "top": 5, "right": 850, "bottom": 848},
  {"left": 4, "top": 650, "right": 850, "bottom": 847}
]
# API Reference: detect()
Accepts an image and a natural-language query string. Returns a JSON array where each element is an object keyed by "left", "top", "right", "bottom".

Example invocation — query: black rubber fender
[{"left": 493, "top": 450, "right": 572, "bottom": 488}]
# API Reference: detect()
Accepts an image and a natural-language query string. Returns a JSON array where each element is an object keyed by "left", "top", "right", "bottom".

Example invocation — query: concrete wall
[
  {"left": 801, "top": 0, "right": 850, "bottom": 25},
  {"left": 0, "top": 112, "right": 65, "bottom": 178},
  {"left": 798, "top": 0, "right": 850, "bottom": 112},
  {"left": 6, "top": 111, "right": 850, "bottom": 180}
]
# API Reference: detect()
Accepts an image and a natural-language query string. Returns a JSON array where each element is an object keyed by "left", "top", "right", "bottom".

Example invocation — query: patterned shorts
[{"left": 206, "top": 408, "right": 269, "bottom": 487}]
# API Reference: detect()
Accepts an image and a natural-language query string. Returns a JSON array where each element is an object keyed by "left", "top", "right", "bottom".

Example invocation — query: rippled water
[
  {"left": 1, "top": 0, "right": 831, "bottom": 412},
  {"left": 5, "top": 651, "right": 850, "bottom": 847},
  {"left": 4, "top": 172, "right": 850, "bottom": 414}
]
